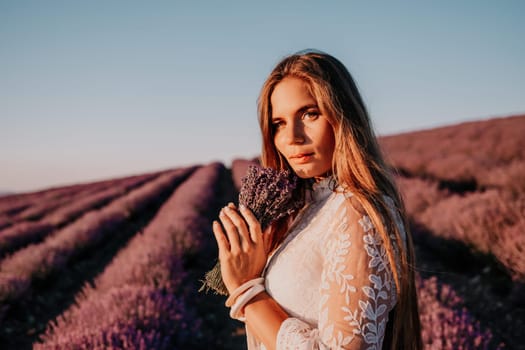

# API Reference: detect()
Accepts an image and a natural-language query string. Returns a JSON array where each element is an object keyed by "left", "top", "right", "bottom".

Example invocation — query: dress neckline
[{"left": 311, "top": 176, "right": 336, "bottom": 202}]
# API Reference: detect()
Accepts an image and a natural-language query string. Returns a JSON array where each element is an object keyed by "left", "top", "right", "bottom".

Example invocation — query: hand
[{"left": 212, "top": 203, "right": 268, "bottom": 294}]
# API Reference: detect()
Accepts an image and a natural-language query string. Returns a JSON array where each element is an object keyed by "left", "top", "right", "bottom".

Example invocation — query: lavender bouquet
[{"left": 199, "top": 165, "right": 305, "bottom": 295}]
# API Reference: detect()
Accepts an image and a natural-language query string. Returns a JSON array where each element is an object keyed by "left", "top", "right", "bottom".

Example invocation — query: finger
[
  {"left": 212, "top": 220, "right": 230, "bottom": 252},
  {"left": 219, "top": 208, "right": 241, "bottom": 251},
  {"left": 223, "top": 206, "right": 251, "bottom": 248},
  {"left": 239, "top": 204, "right": 263, "bottom": 244},
  {"left": 263, "top": 230, "right": 273, "bottom": 254}
]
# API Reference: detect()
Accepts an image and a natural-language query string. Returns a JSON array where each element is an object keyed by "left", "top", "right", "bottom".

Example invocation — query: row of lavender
[
  {"left": 380, "top": 114, "right": 524, "bottom": 192},
  {"left": 34, "top": 163, "right": 231, "bottom": 349},
  {"left": 381, "top": 115, "right": 525, "bottom": 281},
  {"left": 417, "top": 276, "right": 503, "bottom": 349},
  {"left": 0, "top": 172, "right": 164, "bottom": 259},
  {"left": 0, "top": 182, "right": 95, "bottom": 218},
  {"left": 397, "top": 175, "right": 523, "bottom": 348},
  {"left": 397, "top": 175, "right": 525, "bottom": 281},
  {"left": 379, "top": 116, "right": 524, "bottom": 348},
  {"left": 0, "top": 172, "right": 164, "bottom": 230},
  {"left": 0, "top": 167, "right": 194, "bottom": 322},
  {"left": 0, "top": 169, "right": 169, "bottom": 225}
]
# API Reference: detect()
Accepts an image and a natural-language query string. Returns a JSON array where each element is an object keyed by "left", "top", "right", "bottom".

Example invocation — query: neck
[{"left": 313, "top": 172, "right": 332, "bottom": 183}]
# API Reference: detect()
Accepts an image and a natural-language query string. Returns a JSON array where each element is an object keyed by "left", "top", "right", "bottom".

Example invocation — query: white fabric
[{"left": 245, "top": 178, "right": 405, "bottom": 350}]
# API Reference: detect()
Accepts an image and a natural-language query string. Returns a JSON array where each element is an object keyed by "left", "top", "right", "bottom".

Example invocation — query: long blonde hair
[{"left": 257, "top": 50, "right": 422, "bottom": 350}]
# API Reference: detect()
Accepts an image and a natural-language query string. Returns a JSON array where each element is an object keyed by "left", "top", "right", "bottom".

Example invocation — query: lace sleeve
[{"left": 275, "top": 197, "right": 398, "bottom": 350}]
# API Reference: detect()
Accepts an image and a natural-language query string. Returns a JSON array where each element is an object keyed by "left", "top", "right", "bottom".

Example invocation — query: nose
[{"left": 284, "top": 120, "right": 305, "bottom": 145}]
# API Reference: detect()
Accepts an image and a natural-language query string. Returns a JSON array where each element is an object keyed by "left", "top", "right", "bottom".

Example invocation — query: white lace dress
[{"left": 245, "top": 178, "right": 405, "bottom": 350}]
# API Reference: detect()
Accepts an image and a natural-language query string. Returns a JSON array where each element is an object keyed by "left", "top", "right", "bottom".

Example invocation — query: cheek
[
  {"left": 273, "top": 134, "right": 286, "bottom": 156},
  {"left": 319, "top": 128, "right": 336, "bottom": 157},
  {"left": 321, "top": 144, "right": 335, "bottom": 166},
  {"left": 327, "top": 133, "right": 336, "bottom": 156}
]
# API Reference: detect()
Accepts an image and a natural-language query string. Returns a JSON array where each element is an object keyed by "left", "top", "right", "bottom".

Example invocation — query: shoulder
[
  {"left": 328, "top": 190, "right": 367, "bottom": 219},
  {"left": 323, "top": 191, "right": 404, "bottom": 247},
  {"left": 319, "top": 191, "right": 372, "bottom": 236},
  {"left": 329, "top": 191, "right": 404, "bottom": 228}
]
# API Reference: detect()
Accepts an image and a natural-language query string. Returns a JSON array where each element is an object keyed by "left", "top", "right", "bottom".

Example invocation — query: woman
[{"left": 212, "top": 50, "right": 422, "bottom": 350}]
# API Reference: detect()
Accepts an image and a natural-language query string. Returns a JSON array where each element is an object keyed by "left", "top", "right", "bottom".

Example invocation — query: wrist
[
  {"left": 225, "top": 277, "right": 264, "bottom": 307},
  {"left": 228, "top": 279, "right": 266, "bottom": 322},
  {"left": 243, "top": 290, "right": 267, "bottom": 312}
]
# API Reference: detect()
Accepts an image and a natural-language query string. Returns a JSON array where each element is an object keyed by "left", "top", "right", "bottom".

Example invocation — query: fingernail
[{"left": 239, "top": 204, "right": 246, "bottom": 211}]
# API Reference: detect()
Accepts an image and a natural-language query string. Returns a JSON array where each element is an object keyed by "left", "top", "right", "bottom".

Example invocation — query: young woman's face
[{"left": 270, "top": 77, "right": 335, "bottom": 179}]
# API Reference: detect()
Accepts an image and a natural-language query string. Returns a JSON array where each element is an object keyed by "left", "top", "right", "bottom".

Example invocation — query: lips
[
  {"left": 290, "top": 152, "right": 313, "bottom": 158},
  {"left": 289, "top": 152, "right": 314, "bottom": 164}
]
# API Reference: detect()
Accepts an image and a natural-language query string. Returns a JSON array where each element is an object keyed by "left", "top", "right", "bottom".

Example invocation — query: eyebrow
[
  {"left": 271, "top": 104, "right": 319, "bottom": 120},
  {"left": 298, "top": 104, "right": 319, "bottom": 114}
]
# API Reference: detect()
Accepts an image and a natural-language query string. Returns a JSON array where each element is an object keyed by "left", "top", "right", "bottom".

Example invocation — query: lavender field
[{"left": 0, "top": 114, "right": 523, "bottom": 349}]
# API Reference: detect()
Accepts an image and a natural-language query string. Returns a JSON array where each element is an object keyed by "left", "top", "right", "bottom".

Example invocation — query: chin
[
  {"left": 294, "top": 172, "right": 312, "bottom": 179},
  {"left": 291, "top": 167, "right": 324, "bottom": 179}
]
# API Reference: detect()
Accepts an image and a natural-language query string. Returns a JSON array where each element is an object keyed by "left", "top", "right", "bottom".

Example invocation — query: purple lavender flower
[
  {"left": 200, "top": 165, "right": 304, "bottom": 295},
  {"left": 239, "top": 165, "right": 304, "bottom": 230}
]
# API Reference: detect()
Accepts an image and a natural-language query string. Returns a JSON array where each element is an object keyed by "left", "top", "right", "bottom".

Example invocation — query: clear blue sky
[{"left": 1, "top": 1, "right": 524, "bottom": 193}]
